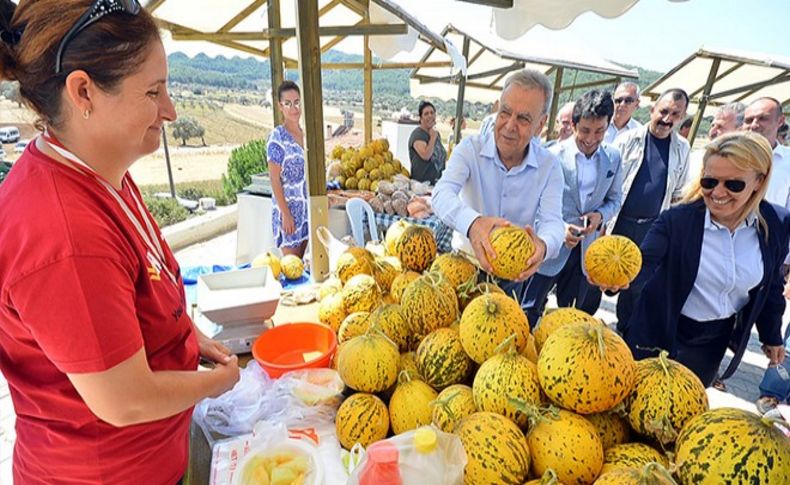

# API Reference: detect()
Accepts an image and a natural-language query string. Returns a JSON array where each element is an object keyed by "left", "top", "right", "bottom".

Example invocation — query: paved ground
[{"left": 0, "top": 229, "right": 787, "bottom": 482}]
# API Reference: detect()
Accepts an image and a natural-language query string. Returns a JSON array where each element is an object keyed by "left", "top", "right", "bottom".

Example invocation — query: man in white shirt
[
  {"left": 686, "top": 102, "right": 746, "bottom": 185},
  {"left": 432, "top": 69, "right": 565, "bottom": 306},
  {"left": 604, "top": 82, "right": 643, "bottom": 144},
  {"left": 544, "top": 102, "right": 575, "bottom": 148}
]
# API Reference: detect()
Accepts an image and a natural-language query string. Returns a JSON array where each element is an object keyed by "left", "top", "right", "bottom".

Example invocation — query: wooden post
[
  {"left": 363, "top": 43, "right": 373, "bottom": 142},
  {"left": 268, "top": 0, "right": 284, "bottom": 126},
  {"left": 453, "top": 36, "right": 471, "bottom": 147},
  {"left": 295, "top": 0, "right": 329, "bottom": 282},
  {"left": 689, "top": 57, "right": 721, "bottom": 146},
  {"left": 545, "top": 66, "right": 564, "bottom": 141}
]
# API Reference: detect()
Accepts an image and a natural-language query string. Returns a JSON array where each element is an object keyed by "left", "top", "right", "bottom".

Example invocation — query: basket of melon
[{"left": 234, "top": 438, "right": 323, "bottom": 485}]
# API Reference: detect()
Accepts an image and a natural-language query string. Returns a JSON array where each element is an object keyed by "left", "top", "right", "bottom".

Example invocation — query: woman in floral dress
[{"left": 267, "top": 81, "right": 309, "bottom": 257}]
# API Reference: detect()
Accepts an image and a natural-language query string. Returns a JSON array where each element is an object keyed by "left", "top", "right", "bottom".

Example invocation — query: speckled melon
[
  {"left": 415, "top": 327, "right": 472, "bottom": 389},
  {"left": 335, "top": 393, "right": 389, "bottom": 450},
  {"left": 595, "top": 463, "right": 675, "bottom": 485},
  {"left": 390, "top": 270, "right": 420, "bottom": 303},
  {"left": 459, "top": 292, "right": 530, "bottom": 364},
  {"left": 318, "top": 292, "right": 347, "bottom": 332},
  {"left": 432, "top": 384, "right": 476, "bottom": 433},
  {"left": 388, "top": 373, "right": 438, "bottom": 435},
  {"left": 318, "top": 275, "right": 342, "bottom": 300},
  {"left": 280, "top": 255, "right": 304, "bottom": 279},
  {"left": 458, "top": 281, "right": 505, "bottom": 311},
  {"left": 336, "top": 246, "right": 375, "bottom": 284},
  {"left": 336, "top": 332, "right": 399, "bottom": 393},
  {"left": 399, "top": 351, "right": 422, "bottom": 380},
  {"left": 488, "top": 225, "right": 535, "bottom": 280},
  {"left": 600, "top": 443, "right": 669, "bottom": 475},
  {"left": 526, "top": 408, "right": 604, "bottom": 485},
  {"left": 373, "top": 256, "right": 400, "bottom": 292},
  {"left": 401, "top": 273, "right": 458, "bottom": 339},
  {"left": 675, "top": 407, "right": 790, "bottom": 484},
  {"left": 584, "top": 235, "right": 642, "bottom": 288},
  {"left": 385, "top": 219, "right": 411, "bottom": 255},
  {"left": 626, "top": 351, "right": 708, "bottom": 445},
  {"left": 368, "top": 304, "right": 409, "bottom": 351},
  {"left": 584, "top": 412, "right": 631, "bottom": 450},
  {"left": 454, "top": 412, "right": 531, "bottom": 485},
  {"left": 337, "top": 311, "right": 371, "bottom": 343},
  {"left": 395, "top": 225, "right": 437, "bottom": 272},
  {"left": 341, "top": 273, "right": 382, "bottom": 314},
  {"left": 534, "top": 307, "right": 598, "bottom": 352},
  {"left": 430, "top": 252, "right": 478, "bottom": 291},
  {"left": 538, "top": 321, "right": 636, "bottom": 414},
  {"left": 473, "top": 341, "right": 541, "bottom": 427}
]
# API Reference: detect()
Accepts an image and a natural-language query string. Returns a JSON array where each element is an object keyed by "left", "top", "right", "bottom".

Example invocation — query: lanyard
[{"left": 40, "top": 131, "right": 178, "bottom": 286}]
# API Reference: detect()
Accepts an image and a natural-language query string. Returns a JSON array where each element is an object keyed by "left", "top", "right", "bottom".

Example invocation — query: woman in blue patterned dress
[{"left": 267, "top": 81, "right": 309, "bottom": 257}]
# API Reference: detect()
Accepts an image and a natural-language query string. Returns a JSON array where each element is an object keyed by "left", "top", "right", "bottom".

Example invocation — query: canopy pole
[
  {"left": 268, "top": 0, "right": 284, "bottom": 126},
  {"left": 453, "top": 36, "right": 471, "bottom": 146},
  {"left": 689, "top": 58, "right": 721, "bottom": 146},
  {"left": 295, "top": 0, "right": 329, "bottom": 282},
  {"left": 546, "top": 67, "right": 564, "bottom": 141},
  {"left": 364, "top": 39, "right": 373, "bottom": 143}
]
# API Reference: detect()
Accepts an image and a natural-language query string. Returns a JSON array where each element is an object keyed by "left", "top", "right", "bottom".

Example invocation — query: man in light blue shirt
[{"left": 432, "top": 69, "right": 565, "bottom": 306}]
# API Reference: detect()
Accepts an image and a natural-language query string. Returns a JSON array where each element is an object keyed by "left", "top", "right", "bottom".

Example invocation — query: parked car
[
  {"left": 0, "top": 126, "right": 20, "bottom": 144},
  {"left": 14, "top": 140, "right": 28, "bottom": 153}
]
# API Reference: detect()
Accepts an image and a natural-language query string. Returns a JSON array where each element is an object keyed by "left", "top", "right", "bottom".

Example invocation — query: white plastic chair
[{"left": 345, "top": 198, "right": 379, "bottom": 246}]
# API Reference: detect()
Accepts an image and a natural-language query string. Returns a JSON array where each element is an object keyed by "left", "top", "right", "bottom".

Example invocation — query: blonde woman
[{"left": 621, "top": 131, "right": 789, "bottom": 387}]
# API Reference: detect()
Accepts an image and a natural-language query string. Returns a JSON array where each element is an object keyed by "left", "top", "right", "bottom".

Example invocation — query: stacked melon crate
[{"left": 314, "top": 222, "right": 790, "bottom": 484}]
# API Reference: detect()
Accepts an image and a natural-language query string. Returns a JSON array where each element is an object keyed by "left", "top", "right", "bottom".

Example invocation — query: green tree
[
  {"left": 171, "top": 117, "right": 206, "bottom": 146},
  {"left": 1, "top": 81, "right": 21, "bottom": 107},
  {"left": 222, "top": 138, "right": 268, "bottom": 202}
]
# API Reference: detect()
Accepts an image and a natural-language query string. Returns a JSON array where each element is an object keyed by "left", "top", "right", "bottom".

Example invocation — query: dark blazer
[{"left": 625, "top": 199, "right": 790, "bottom": 379}]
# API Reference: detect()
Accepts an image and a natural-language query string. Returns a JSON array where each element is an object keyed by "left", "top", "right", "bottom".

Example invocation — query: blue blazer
[
  {"left": 539, "top": 140, "right": 623, "bottom": 277},
  {"left": 625, "top": 199, "right": 790, "bottom": 379}
]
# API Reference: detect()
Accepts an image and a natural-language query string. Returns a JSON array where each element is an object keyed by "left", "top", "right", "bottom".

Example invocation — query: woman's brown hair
[{"left": 0, "top": 0, "right": 160, "bottom": 129}]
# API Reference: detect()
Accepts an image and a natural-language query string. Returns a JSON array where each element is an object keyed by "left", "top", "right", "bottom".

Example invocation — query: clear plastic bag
[{"left": 348, "top": 425, "right": 466, "bottom": 485}]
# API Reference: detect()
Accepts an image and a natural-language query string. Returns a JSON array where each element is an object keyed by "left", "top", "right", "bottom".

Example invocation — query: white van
[{"left": 0, "top": 127, "right": 20, "bottom": 143}]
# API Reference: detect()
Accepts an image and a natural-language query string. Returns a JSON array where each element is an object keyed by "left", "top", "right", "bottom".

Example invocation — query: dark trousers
[
  {"left": 675, "top": 314, "right": 736, "bottom": 387},
  {"left": 523, "top": 245, "right": 602, "bottom": 329},
  {"left": 612, "top": 216, "right": 656, "bottom": 333}
]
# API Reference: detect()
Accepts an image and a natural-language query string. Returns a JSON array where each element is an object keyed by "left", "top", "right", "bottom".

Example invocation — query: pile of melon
[
  {"left": 326, "top": 138, "right": 409, "bottom": 192},
  {"left": 319, "top": 220, "right": 789, "bottom": 485}
]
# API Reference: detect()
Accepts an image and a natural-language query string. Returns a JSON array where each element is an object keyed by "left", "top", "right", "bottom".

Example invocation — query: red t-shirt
[{"left": 0, "top": 142, "right": 200, "bottom": 484}]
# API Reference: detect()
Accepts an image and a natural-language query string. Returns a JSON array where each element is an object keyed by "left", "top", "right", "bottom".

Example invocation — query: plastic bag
[{"left": 348, "top": 425, "right": 466, "bottom": 485}]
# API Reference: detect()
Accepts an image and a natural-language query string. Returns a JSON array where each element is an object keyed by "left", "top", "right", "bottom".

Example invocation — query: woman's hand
[
  {"left": 197, "top": 332, "right": 232, "bottom": 364},
  {"left": 282, "top": 210, "right": 296, "bottom": 235},
  {"left": 762, "top": 344, "right": 786, "bottom": 366},
  {"left": 209, "top": 355, "right": 240, "bottom": 398}
]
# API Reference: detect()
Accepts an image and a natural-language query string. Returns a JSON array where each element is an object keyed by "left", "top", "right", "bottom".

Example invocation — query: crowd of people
[{"left": 430, "top": 69, "right": 790, "bottom": 411}]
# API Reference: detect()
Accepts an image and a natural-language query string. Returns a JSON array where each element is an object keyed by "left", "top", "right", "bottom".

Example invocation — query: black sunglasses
[
  {"left": 700, "top": 177, "right": 748, "bottom": 193},
  {"left": 614, "top": 97, "right": 636, "bottom": 105},
  {"left": 55, "top": 0, "right": 142, "bottom": 74}
]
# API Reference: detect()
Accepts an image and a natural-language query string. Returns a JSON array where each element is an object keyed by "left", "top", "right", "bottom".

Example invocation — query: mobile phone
[{"left": 581, "top": 215, "right": 589, "bottom": 228}]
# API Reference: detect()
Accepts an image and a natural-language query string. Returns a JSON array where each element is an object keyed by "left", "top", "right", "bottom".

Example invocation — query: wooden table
[{"left": 185, "top": 300, "right": 321, "bottom": 484}]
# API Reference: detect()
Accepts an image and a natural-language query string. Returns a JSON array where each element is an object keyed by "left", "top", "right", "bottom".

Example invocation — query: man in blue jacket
[{"left": 523, "top": 90, "right": 623, "bottom": 326}]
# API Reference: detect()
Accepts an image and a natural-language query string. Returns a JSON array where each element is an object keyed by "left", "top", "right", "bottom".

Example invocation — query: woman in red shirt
[{"left": 0, "top": 1, "right": 239, "bottom": 483}]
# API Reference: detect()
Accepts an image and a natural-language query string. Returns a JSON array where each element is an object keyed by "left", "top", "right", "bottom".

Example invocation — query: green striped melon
[
  {"left": 432, "top": 384, "right": 476, "bottom": 433},
  {"left": 389, "top": 373, "right": 438, "bottom": 435},
  {"left": 401, "top": 273, "right": 458, "bottom": 339},
  {"left": 373, "top": 256, "right": 400, "bottom": 292},
  {"left": 459, "top": 292, "right": 530, "bottom": 364},
  {"left": 336, "top": 246, "right": 375, "bottom": 284},
  {"left": 430, "top": 252, "right": 478, "bottom": 291},
  {"left": 675, "top": 407, "right": 790, "bottom": 484},
  {"left": 472, "top": 342, "right": 541, "bottom": 427},
  {"left": 415, "top": 327, "right": 472, "bottom": 389},
  {"left": 341, "top": 273, "right": 382, "bottom": 314},
  {"left": 600, "top": 443, "right": 668, "bottom": 475},
  {"left": 336, "top": 333, "right": 399, "bottom": 393},
  {"left": 534, "top": 307, "right": 598, "bottom": 352},
  {"left": 399, "top": 351, "right": 422, "bottom": 380},
  {"left": 538, "top": 321, "right": 636, "bottom": 414},
  {"left": 318, "top": 292, "right": 347, "bottom": 333},
  {"left": 337, "top": 311, "right": 371, "bottom": 343},
  {"left": 488, "top": 225, "right": 535, "bottom": 280},
  {"left": 584, "top": 412, "right": 631, "bottom": 450},
  {"left": 390, "top": 270, "right": 420, "bottom": 303},
  {"left": 626, "top": 351, "right": 708, "bottom": 445},
  {"left": 385, "top": 219, "right": 411, "bottom": 256},
  {"left": 368, "top": 304, "right": 409, "bottom": 351},
  {"left": 395, "top": 225, "right": 437, "bottom": 272},
  {"left": 454, "top": 412, "right": 531, "bottom": 485},
  {"left": 527, "top": 408, "right": 604, "bottom": 485},
  {"left": 584, "top": 235, "right": 642, "bottom": 289},
  {"left": 335, "top": 393, "right": 389, "bottom": 450}
]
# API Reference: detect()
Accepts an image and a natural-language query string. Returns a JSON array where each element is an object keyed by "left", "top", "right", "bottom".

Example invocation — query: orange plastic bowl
[{"left": 252, "top": 323, "right": 338, "bottom": 378}]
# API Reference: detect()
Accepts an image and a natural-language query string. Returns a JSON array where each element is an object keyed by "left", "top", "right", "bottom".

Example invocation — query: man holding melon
[{"left": 432, "top": 69, "right": 565, "bottom": 313}]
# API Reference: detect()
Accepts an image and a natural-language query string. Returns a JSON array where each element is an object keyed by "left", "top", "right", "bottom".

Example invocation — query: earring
[{"left": 82, "top": 109, "right": 90, "bottom": 120}]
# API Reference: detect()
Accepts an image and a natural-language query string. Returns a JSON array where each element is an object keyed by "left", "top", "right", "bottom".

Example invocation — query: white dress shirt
[
  {"left": 681, "top": 210, "right": 763, "bottom": 321},
  {"left": 431, "top": 132, "right": 565, "bottom": 260},
  {"left": 574, "top": 147, "right": 600, "bottom": 213},
  {"left": 605, "top": 118, "right": 642, "bottom": 144},
  {"left": 765, "top": 143, "right": 790, "bottom": 210}
]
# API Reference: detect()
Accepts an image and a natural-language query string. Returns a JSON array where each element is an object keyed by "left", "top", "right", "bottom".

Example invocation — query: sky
[{"left": 163, "top": 0, "right": 790, "bottom": 73}]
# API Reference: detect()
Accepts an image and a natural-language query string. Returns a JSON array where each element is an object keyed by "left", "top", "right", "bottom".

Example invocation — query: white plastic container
[
  {"left": 197, "top": 266, "right": 281, "bottom": 326},
  {"left": 232, "top": 438, "right": 324, "bottom": 485}
]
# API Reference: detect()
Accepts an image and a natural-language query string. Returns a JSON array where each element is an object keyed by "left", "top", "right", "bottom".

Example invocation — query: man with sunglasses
[
  {"left": 607, "top": 88, "right": 691, "bottom": 332},
  {"left": 604, "top": 82, "right": 643, "bottom": 144}
]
